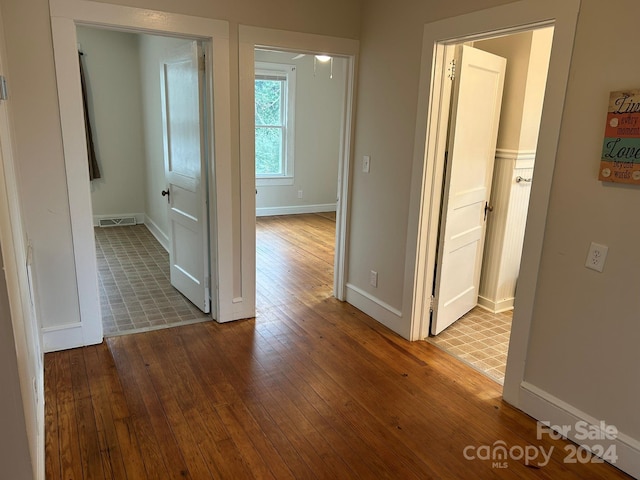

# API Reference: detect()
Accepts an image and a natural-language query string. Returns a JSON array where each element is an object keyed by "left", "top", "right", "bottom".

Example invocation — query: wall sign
[{"left": 600, "top": 89, "right": 640, "bottom": 184}]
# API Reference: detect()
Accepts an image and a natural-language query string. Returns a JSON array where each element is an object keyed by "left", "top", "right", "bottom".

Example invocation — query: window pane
[
  {"left": 255, "top": 127, "right": 283, "bottom": 175},
  {"left": 255, "top": 79, "right": 283, "bottom": 126}
]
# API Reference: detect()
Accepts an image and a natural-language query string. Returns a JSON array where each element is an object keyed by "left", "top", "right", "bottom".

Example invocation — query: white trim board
[
  {"left": 519, "top": 382, "right": 640, "bottom": 478},
  {"left": 345, "top": 283, "right": 407, "bottom": 337},
  {"left": 144, "top": 216, "right": 169, "bottom": 253},
  {"left": 495, "top": 148, "right": 536, "bottom": 169},
  {"left": 42, "top": 323, "right": 85, "bottom": 353},
  {"left": 477, "top": 295, "right": 514, "bottom": 314},
  {"left": 256, "top": 203, "right": 336, "bottom": 217}
]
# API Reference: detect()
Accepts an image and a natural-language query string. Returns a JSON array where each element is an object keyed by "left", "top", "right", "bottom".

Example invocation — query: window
[{"left": 255, "top": 62, "right": 295, "bottom": 184}]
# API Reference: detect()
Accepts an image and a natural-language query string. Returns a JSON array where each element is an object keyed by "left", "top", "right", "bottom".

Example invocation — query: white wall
[
  {"left": 0, "top": 0, "right": 361, "bottom": 334},
  {"left": 0, "top": 4, "right": 42, "bottom": 475},
  {"left": 476, "top": 31, "right": 535, "bottom": 152},
  {"left": 138, "top": 34, "right": 191, "bottom": 243},
  {"left": 76, "top": 27, "right": 147, "bottom": 224},
  {"left": 0, "top": 245, "right": 33, "bottom": 480},
  {"left": 2, "top": 0, "right": 81, "bottom": 329},
  {"left": 524, "top": 0, "right": 640, "bottom": 443},
  {"left": 76, "top": 29, "right": 188, "bottom": 241},
  {"left": 520, "top": 28, "right": 553, "bottom": 151},
  {"left": 254, "top": 50, "right": 345, "bottom": 215}
]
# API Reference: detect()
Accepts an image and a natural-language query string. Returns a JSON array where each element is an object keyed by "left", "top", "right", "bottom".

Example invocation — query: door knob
[
  {"left": 484, "top": 202, "right": 493, "bottom": 220},
  {"left": 162, "top": 189, "right": 170, "bottom": 203}
]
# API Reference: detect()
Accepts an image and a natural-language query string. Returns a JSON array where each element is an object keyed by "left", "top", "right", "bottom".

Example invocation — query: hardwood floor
[{"left": 45, "top": 214, "right": 631, "bottom": 479}]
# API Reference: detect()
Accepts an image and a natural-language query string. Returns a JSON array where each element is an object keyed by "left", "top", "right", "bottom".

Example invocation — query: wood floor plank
[
  {"left": 257, "top": 306, "right": 447, "bottom": 479},
  {"left": 56, "top": 351, "right": 85, "bottom": 480},
  {"left": 107, "top": 336, "right": 183, "bottom": 479},
  {"left": 43, "top": 214, "right": 632, "bottom": 480},
  {"left": 44, "top": 353, "right": 61, "bottom": 480},
  {"left": 68, "top": 347, "right": 106, "bottom": 480},
  {"left": 83, "top": 344, "right": 137, "bottom": 480},
  {"left": 134, "top": 331, "right": 232, "bottom": 480},
  {"left": 161, "top": 326, "right": 276, "bottom": 479}
]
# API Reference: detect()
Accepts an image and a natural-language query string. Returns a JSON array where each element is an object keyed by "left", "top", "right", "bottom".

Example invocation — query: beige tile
[
  {"left": 95, "top": 225, "right": 209, "bottom": 337},
  {"left": 428, "top": 306, "right": 512, "bottom": 384}
]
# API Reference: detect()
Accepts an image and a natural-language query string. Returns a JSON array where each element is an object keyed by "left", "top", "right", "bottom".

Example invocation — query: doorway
[
  {"left": 78, "top": 27, "right": 212, "bottom": 336},
  {"left": 238, "top": 26, "right": 358, "bottom": 321},
  {"left": 252, "top": 48, "right": 346, "bottom": 313},
  {"left": 423, "top": 27, "right": 554, "bottom": 384},
  {"left": 49, "top": 0, "right": 233, "bottom": 349}
]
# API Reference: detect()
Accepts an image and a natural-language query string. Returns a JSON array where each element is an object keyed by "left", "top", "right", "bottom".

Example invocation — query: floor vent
[{"left": 98, "top": 217, "right": 137, "bottom": 227}]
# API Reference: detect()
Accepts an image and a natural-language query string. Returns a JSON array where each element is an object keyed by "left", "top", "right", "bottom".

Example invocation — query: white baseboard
[
  {"left": 256, "top": 203, "right": 337, "bottom": 217},
  {"left": 345, "top": 283, "right": 407, "bottom": 338},
  {"left": 519, "top": 381, "right": 640, "bottom": 478},
  {"left": 217, "top": 297, "right": 255, "bottom": 324},
  {"left": 42, "top": 323, "right": 98, "bottom": 352},
  {"left": 92, "top": 212, "right": 145, "bottom": 226},
  {"left": 144, "top": 215, "right": 169, "bottom": 252},
  {"left": 477, "top": 295, "right": 514, "bottom": 313}
]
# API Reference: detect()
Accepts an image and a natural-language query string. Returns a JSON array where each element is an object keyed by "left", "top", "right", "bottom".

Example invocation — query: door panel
[
  {"left": 161, "top": 41, "right": 210, "bottom": 314},
  {"left": 431, "top": 45, "right": 506, "bottom": 335}
]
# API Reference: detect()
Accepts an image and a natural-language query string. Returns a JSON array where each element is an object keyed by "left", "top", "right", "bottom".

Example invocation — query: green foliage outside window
[{"left": 255, "top": 78, "right": 285, "bottom": 175}]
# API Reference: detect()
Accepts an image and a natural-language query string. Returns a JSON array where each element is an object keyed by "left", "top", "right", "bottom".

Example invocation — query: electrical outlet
[
  {"left": 297, "top": 190, "right": 303, "bottom": 199},
  {"left": 370, "top": 270, "right": 378, "bottom": 287},
  {"left": 363, "top": 155, "right": 371, "bottom": 173},
  {"left": 585, "top": 242, "right": 608, "bottom": 273}
]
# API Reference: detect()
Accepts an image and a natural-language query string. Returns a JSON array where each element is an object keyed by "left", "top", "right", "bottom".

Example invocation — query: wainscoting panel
[{"left": 479, "top": 150, "right": 534, "bottom": 313}]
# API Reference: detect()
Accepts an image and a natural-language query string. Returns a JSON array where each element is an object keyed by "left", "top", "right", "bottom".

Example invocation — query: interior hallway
[{"left": 44, "top": 214, "right": 631, "bottom": 479}]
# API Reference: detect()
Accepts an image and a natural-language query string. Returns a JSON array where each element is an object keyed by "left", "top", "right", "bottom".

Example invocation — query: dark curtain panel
[{"left": 78, "top": 52, "right": 101, "bottom": 181}]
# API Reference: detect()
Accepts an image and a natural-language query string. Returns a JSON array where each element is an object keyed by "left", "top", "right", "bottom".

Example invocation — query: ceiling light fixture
[{"left": 314, "top": 55, "right": 334, "bottom": 79}]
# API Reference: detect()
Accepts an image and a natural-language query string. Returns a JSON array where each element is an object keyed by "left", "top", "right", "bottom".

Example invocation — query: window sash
[
  {"left": 255, "top": 125, "right": 285, "bottom": 176},
  {"left": 254, "top": 63, "right": 295, "bottom": 179}
]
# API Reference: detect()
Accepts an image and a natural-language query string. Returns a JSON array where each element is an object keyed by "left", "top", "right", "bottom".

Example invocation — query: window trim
[{"left": 255, "top": 61, "right": 295, "bottom": 185}]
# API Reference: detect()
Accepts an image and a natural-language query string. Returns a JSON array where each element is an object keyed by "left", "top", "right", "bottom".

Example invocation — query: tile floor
[
  {"left": 95, "top": 225, "right": 210, "bottom": 337},
  {"left": 427, "top": 306, "right": 512, "bottom": 384}
]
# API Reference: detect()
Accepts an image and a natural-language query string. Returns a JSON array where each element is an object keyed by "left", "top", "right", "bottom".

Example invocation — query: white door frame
[
  {"left": 49, "top": 0, "right": 233, "bottom": 349},
  {"left": 238, "top": 26, "right": 359, "bottom": 311},
  {"left": 404, "top": 0, "right": 580, "bottom": 405}
]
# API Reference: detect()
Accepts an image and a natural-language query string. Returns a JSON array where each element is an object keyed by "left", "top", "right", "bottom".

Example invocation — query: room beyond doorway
[{"left": 256, "top": 214, "right": 336, "bottom": 314}]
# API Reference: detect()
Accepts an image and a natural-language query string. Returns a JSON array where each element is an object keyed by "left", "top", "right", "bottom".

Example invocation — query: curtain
[{"left": 78, "top": 52, "right": 101, "bottom": 181}]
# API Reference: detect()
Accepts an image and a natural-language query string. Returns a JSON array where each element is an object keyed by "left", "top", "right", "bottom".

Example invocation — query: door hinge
[
  {"left": 430, "top": 295, "right": 435, "bottom": 313},
  {"left": 447, "top": 59, "right": 456, "bottom": 81},
  {"left": 0, "top": 76, "right": 8, "bottom": 100},
  {"left": 204, "top": 276, "right": 209, "bottom": 289}
]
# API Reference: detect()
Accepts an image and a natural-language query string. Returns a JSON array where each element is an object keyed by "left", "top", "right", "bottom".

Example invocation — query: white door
[
  {"left": 160, "top": 41, "right": 210, "bottom": 314},
  {"left": 431, "top": 45, "right": 506, "bottom": 335}
]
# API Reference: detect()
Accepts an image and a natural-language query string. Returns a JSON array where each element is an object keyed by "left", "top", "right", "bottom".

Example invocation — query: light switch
[{"left": 363, "top": 155, "right": 370, "bottom": 173}]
